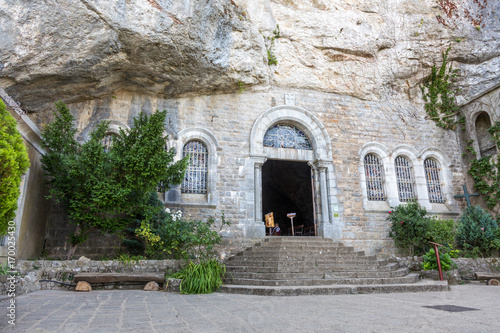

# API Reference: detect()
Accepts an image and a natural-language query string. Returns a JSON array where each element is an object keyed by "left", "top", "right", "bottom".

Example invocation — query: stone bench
[
  {"left": 474, "top": 272, "right": 500, "bottom": 285},
  {"left": 73, "top": 273, "right": 165, "bottom": 291}
]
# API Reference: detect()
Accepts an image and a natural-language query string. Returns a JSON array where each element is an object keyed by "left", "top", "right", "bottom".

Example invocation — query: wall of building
[{"left": 41, "top": 87, "right": 466, "bottom": 257}]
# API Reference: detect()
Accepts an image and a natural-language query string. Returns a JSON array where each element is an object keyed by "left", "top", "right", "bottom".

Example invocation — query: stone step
[
  {"left": 219, "top": 280, "right": 449, "bottom": 296},
  {"left": 226, "top": 259, "right": 386, "bottom": 268},
  {"left": 224, "top": 273, "right": 420, "bottom": 286},
  {"left": 226, "top": 262, "right": 400, "bottom": 272},
  {"left": 231, "top": 253, "right": 375, "bottom": 261},
  {"left": 225, "top": 268, "right": 410, "bottom": 280}
]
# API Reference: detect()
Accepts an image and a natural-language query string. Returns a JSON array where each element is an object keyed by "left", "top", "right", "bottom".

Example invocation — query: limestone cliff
[{"left": 0, "top": 0, "right": 499, "bottom": 113}]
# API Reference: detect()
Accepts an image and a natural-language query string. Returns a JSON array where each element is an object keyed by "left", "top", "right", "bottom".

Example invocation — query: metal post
[{"left": 429, "top": 241, "right": 444, "bottom": 281}]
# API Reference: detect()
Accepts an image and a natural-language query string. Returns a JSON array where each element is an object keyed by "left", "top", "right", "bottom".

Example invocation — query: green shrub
[
  {"left": 422, "top": 248, "right": 456, "bottom": 271},
  {"left": 426, "top": 217, "right": 456, "bottom": 246},
  {"left": 0, "top": 100, "right": 30, "bottom": 235},
  {"left": 168, "top": 259, "right": 226, "bottom": 294},
  {"left": 456, "top": 206, "right": 498, "bottom": 257},
  {"left": 388, "top": 201, "right": 430, "bottom": 256},
  {"left": 388, "top": 201, "right": 457, "bottom": 256}
]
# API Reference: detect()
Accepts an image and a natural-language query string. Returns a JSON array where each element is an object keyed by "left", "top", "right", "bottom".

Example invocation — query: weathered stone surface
[
  {"left": 165, "top": 278, "right": 182, "bottom": 293},
  {"left": 487, "top": 279, "right": 499, "bottom": 286},
  {"left": 73, "top": 273, "right": 164, "bottom": 283},
  {"left": 75, "top": 281, "right": 92, "bottom": 292},
  {"left": 143, "top": 281, "right": 160, "bottom": 291},
  {"left": 0, "top": 0, "right": 268, "bottom": 112}
]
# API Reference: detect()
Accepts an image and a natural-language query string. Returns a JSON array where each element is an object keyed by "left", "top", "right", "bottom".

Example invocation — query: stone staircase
[{"left": 220, "top": 237, "right": 448, "bottom": 296}]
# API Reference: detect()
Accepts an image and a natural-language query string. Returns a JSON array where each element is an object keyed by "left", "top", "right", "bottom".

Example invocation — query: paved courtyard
[{"left": 0, "top": 284, "right": 499, "bottom": 332}]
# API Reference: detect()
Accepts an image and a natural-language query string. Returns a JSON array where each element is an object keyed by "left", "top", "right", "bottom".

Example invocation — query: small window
[
  {"left": 395, "top": 156, "right": 415, "bottom": 202},
  {"left": 424, "top": 158, "right": 445, "bottom": 203},
  {"left": 263, "top": 124, "right": 312, "bottom": 150},
  {"left": 364, "top": 154, "right": 386, "bottom": 201},
  {"left": 181, "top": 141, "right": 208, "bottom": 194},
  {"left": 102, "top": 133, "right": 117, "bottom": 152}
]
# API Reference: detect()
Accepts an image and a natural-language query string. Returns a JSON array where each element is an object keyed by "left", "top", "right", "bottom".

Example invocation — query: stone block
[{"left": 75, "top": 281, "right": 92, "bottom": 292}]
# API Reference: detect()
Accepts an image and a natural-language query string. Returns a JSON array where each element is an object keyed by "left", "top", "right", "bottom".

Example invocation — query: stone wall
[
  {"left": 41, "top": 87, "right": 466, "bottom": 256},
  {"left": 0, "top": 259, "right": 183, "bottom": 296}
]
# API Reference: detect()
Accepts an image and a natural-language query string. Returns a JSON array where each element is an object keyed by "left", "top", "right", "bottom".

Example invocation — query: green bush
[
  {"left": 422, "top": 248, "right": 456, "bottom": 271},
  {"left": 426, "top": 217, "right": 456, "bottom": 247},
  {"left": 456, "top": 206, "right": 499, "bottom": 257},
  {"left": 388, "top": 201, "right": 430, "bottom": 256},
  {"left": 168, "top": 260, "right": 226, "bottom": 294},
  {"left": 136, "top": 205, "right": 230, "bottom": 261},
  {"left": 0, "top": 100, "right": 30, "bottom": 235},
  {"left": 388, "top": 201, "right": 457, "bottom": 256}
]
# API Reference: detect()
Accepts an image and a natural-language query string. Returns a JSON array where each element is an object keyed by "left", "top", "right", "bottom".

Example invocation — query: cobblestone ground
[{"left": 0, "top": 284, "right": 499, "bottom": 332}]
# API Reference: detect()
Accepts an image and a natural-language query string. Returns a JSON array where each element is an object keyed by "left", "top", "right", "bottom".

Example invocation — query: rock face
[
  {"left": 0, "top": 0, "right": 268, "bottom": 112},
  {"left": 1, "top": 0, "right": 499, "bottom": 113}
]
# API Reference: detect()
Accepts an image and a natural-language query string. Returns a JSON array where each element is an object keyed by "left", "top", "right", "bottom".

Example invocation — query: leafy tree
[
  {"left": 41, "top": 102, "right": 188, "bottom": 259},
  {"left": 0, "top": 100, "right": 30, "bottom": 235}
]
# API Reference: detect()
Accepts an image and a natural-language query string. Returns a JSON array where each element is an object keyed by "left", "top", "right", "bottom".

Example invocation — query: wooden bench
[
  {"left": 474, "top": 272, "right": 500, "bottom": 285},
  {"left": 74, "top": 273, "right": 164, "bottom": 285}
]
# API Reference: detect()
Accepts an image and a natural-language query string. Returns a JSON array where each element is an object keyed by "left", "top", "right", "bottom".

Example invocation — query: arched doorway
[
  {"left": 248, "top": 105, "right": 340, "bottom": 239},
  {"left": 262, "top": 160, "right": 314, "bottom": 236}
]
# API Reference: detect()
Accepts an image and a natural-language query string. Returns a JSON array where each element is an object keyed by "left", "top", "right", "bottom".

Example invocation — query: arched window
[
  {"left": 424, "top": 158, "right": 445, "bottom": 203},
  {"left": 475, "top": 112, "right": 496, "bottom": 157},
  {"left": 395, "top": 156, "right": 415, "bottom": 202},
  {"left": 364, "top": 154, "right": 385, "bottom": 201},
  {"left": 263, "top": 124, "right": 312, "bottom": 150},
  {"left": 102, "top": 133, "right": 117, "bottom": 152},
  {"left": 181, "top": 140, "right": 208, "bottom": 194}
]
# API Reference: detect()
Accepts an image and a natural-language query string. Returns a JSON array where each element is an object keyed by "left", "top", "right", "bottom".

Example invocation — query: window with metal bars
[
  {"left": 102, "top": 133, "right": 117, "bottom": 152},
  {"left": 263, "top": 124, "right": 313, "bottom": 150},
  {"left": 181, "top": 140, "right": 208, "bottom": 194},
  {"left": 364, "top": 154, "right": 386, "bottom": 201},
  {"left": 424, "top": 158, "right": 445, "bottom": 203},
  {"left": 395, "top": 156, "right": 415, "bottom": 202}
]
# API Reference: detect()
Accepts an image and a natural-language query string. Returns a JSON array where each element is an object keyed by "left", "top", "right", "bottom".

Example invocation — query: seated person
[{"left": 271, "top": 224, "right": 281, "bottom": 236}]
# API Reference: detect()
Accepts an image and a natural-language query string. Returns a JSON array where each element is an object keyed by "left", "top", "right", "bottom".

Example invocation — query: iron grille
[
  {"left": 102, "top": 133, "right": 116, "bottom": 152},
  {"left": 364, "top": 154, "right": 386, "bottom": 201},
  {"left": 181, "top": 140, "right": 208, "bottom": 194},
  {"left": 263, "top": 124, "right": 312, "bottom": 150},
  {"left": 424, "top": 158, "right": 445, "bottom": 203},
  {"left": 395, "top": 156, "right": 415, "bottom": 202}
]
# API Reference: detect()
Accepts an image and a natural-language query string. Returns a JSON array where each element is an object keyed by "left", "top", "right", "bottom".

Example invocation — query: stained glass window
[
  {"left": 395, "top": 156, "right": 415, "bottom": 202},
  {"left": 424, "top": 158, "right": 445, "bottom": 203},
  {"left": 181, "top": 140, "right": 208, "bottom": 194},
  {"left": 102, "top": 133, "right": 117, "bottom": 152},
  {"left": 263, "top": 124, "right": 312, "bottom": 150},
  {"left": 364, "top": 154, "right": 386, "bottom": 201}
]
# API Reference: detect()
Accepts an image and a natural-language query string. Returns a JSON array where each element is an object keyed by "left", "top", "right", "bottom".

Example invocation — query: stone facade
[{"left": 40, "top": 86, "right": 466, "bottom": 257}]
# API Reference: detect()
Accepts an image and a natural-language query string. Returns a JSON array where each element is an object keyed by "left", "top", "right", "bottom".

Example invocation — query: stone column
[{"left": 246, "top": 155, "right": 266, "bottom": 238}]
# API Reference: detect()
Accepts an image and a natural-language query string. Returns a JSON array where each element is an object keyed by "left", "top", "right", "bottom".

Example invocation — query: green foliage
[
  {"left": 456, "top": 206, "right": 499, "bottom": 257},
  {"left": 421, "top": 47, "right": 460, "bottom": 130},
  {"left": 136, "top": 208, "right": 230, "bottom": 261},
  {"left": 467, "top": 121, "right": 500, "bottom": 211},
  {"left": 168, "top": 260, "right": 226, "bottom": 294},
  {"left": 0, "top": 100, "right": 30, "bottom": 235},
  {"left": 388, "top": 201, "right": 456, "bottom": 256},
  {"left": 0, "top": 262, "right": 10, "bottom": 275},
  {"left": 117, "top": 254, "right": 146, "bottom": 268},
  {"left": 40, "top": 102, "right": 188, "bottom": 254},
  {"left": 387, "top": 201, "right": 430, "bottom": 256},
  {"left": 422, "top": 248, "right": 456, "bottom": 271},
  {"left": 266, "top": 24, "right": 280, "bottom": 65}
]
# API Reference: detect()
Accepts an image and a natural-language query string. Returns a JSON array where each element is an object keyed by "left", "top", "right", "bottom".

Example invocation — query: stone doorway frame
[{"left": 248, "top": 105, "right": 340, "bottom": 239}]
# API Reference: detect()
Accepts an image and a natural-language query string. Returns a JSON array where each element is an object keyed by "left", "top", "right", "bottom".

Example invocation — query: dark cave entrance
[{"left": 262, "top": 160, "right": 314, "bottom": 236}]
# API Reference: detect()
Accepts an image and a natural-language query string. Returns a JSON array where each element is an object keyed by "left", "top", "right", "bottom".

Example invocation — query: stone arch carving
[
  {"left": 474, "top": 111, "right": 496, "bottom": 157},
  {"left": 99, "top": 119, "right": 130, "bottom": 133},
  {"left": 250, "top": 105, "right": 332, "bottom": 161},
  {"left": 248, "top": 105, "right": 338, "bottom": 239}
]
